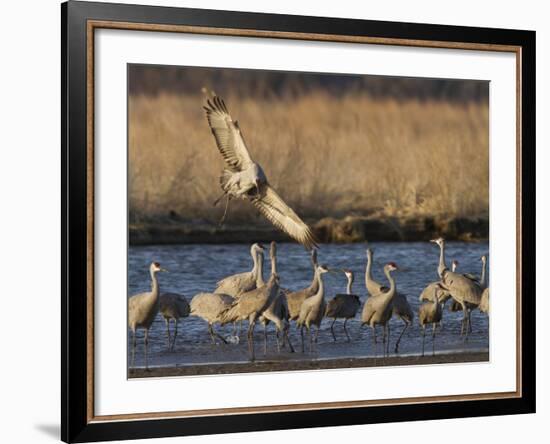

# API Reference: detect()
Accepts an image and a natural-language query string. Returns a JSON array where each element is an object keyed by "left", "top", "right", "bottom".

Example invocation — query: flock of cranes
[
  {"left": 128, "top": 238, "right": 489, "bottom": 368},
  {"left": 128, "top": 92, "right": 489, "bottom": 369}
]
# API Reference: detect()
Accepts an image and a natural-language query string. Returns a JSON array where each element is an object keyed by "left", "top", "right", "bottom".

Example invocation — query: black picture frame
[{"left": 62, "top": 1, "right": 536, "bottom": 442}]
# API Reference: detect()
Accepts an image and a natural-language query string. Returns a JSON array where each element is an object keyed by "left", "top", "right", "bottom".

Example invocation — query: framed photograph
[{"left": 62, "top": 1, "right": 535, "bottom": 442}]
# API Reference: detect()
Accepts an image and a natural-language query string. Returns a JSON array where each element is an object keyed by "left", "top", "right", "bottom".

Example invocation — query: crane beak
[{"left": 160, "top": 268, "right": 169, "bottom": 273}]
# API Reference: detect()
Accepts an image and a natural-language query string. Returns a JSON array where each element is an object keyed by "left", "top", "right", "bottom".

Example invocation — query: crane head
[
  {"left": 386, "top": 262, "right": 399, "bottom": 272},
  {"left": 430, "top": 237, "right": 444, "bottom": 246},
  {"left": 342, "top": 269, "right": 354, "bottom": 280},
  {"left": 151, "top": 262, "right": 168, "bottom": 273}
]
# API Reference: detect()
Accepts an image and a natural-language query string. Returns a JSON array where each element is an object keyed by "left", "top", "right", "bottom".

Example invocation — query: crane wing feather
[
  {"left": 252, "top": 185, "right": 318, "bottom": 250},
  {"left": 204, "top": 96, "right": 254, "bottom": 172}
]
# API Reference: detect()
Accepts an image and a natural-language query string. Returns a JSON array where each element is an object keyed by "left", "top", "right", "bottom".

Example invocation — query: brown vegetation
[{"left": 129, "top": 91, "right": 488, "bottom": 230}]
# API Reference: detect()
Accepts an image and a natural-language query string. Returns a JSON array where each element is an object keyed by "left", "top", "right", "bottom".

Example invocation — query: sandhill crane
[
  {"left": 325, "top": 269, "right": 361, "bottom": 342},
  {"left": 361, "top": 262, "right": 399, "bottom": 356},
  {"left": 297, "top": 264, "right": 331, "bottom": 352},
  {"left": 448, "top": 256, "right": 488, "bottom": 325},
  {"left": 479, "top": 288, "right": 490, "bottom": 315},
  {"left": 258, "top": 292, "right": 295, "bottom": 354},
  {"left": 215, "top": 242, "right": 265, "bottom": 336},
  {"left": 286, "top": 250, "right": 319, "bottom": 321},
  {"left": 128, "top": 261, "right": 167, "bottom": 369},
  {"left": 189, "top": 292, "right": 234, "bottom": 344},
  {"left": 215, "top": 243, "right": 265, "bottom": 297},
  {"left": 478, "top": 255, "right": 490, "bottom": 315},
  {"left": 220, "top": 242, "right": 281, "bottom": 360},
  {"left": 431, "top": 238, "right": 483, "bottom": 339},
  {"left": 257, "top": 244, "right": 295, "bottom": 354},
  {"left": 431, "top": 237, "right": 448, "bottom": 278},
  {"left": 203, "top": 93, "right": 318, "bottom": 250},
  {"left": 391, "top": 293, "right": 414, "bottom": 354},
  {"left": 159, "top": 293, "right": 190, "bottom": 350},
  {"left": 365, "top": 248, "right": 413, "bottom": 353},
  {"left": 419, "top": 259, "right": 456, "bottom": 305},
  {"left": 418, "top": 289, "right": 444, "bottom": 356},
  {"left": 365, "top": 248, "right": 385, "bottom": 296}
]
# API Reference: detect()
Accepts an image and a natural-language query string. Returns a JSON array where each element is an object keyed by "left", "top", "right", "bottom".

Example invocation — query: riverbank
[
  {"left": 129, "top": 214, "right": 488, "bottom": 245},
  {"left": 128, "top": 351, "right": 489, "bottom": 378}
]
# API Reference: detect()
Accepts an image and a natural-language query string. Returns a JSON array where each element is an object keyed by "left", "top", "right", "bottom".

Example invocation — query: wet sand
[{"left": 129, "top": 351, "right": 488, "bottom": 378}]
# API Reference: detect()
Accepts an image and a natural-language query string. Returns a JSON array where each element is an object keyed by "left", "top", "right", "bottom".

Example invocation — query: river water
[{"left": 128, "top": 241, "right": 489, "bottom": 372}]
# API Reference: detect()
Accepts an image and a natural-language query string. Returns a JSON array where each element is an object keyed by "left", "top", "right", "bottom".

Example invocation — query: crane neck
[
  {"left": 313, "top": 270, "right": 326, "bottom": 301},
  {"left": 437, "top": 242, "right": 447, "bottom": 278},
  {"left": 150, "top": 269, "right": 160, "bottom": 301},
  {"left": 346, "top": 276, "right": 353, "bottom": 294},
  {"left": 480, "top": 260, "right": 487, "bottom": 288},
  {"left": 365, "top": 253, "right": 373, "bottom": 290},
  {"left": 270, "top": 251, "right": 277, "bottom": 277},
  {"left": 256, "top": 252, "right": 265, "bottom": 287},
  {"left": 383, "top": 268, "right": 396, "bottom": 300}
]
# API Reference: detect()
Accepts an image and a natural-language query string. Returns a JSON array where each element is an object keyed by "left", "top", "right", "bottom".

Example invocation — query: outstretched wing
[
  {"left": 252, "top": 185, "right": 318, "bottom": 250},
  {"left": 204, "top": 95, "right": 254, "bottom": 172}
]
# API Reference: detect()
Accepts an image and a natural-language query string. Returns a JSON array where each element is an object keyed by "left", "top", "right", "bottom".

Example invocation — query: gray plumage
[
  {"left": 479, "top": 288, "right": 490, "bottom": 315},
  {"left": 128, "top": 261, "right": 167, "bottom": 369},
  {"left": 478, "top": 256, "right": 490, "bottom": 315},
  {"left": 365, "top": 248, "right": 413, "bottom": 353},
  {"left": 419, "top": 294, "right": 444, "bottom": 356},
  {"left": 419, "top": 259, "right": 456, "bottom": 305},
  {"left": 325, "top": 269, "right": 361, "bottom": 342},
  {"left": 159, "top": 293, "right": 190, "bottom": 350},
  {"left": 297, "top": 264, "right": 331, "bottom": 352},
  {"left": 286, "top": 250, "right": 319, "bottom": 321},
  {"left": 365, "top": 248, "right": 386, "bottom": 296},
  {"left": 432, "top": 238, "right": 483, "bottom": 339},
  {"left": 214, "top": 243, "right": 265, "bottom": 298},
  {"left": 258, "top": 289, "right": 295, "bottom": 354},
  {"left": 190, "top": 292, "right": 234, "bottom": 344},
  {"left": 361, "top": 262, "right": 399, "bottom": 356},
  {"left": 219, "top": 242, "right": 281, "bottom": 360},
  {"left": 257, "top": 244, "right": 295, "bottom": 354},
  {"left": 204, "top": 94, "right": 318, "bottom": 250}
]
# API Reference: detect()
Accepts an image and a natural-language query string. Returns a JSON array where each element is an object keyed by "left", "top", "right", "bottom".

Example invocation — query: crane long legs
[
  {"left": 330, "top": 319, "right": 337, "bottom": 341},
  {"left": 131, "top": 329, "right": 136, "bottom": 368},
  {"left": 343, "top": 319, "right": 351, "bottom": 342},
  {"left": 170, "top": 319, "right": 179, "bottom": 351},
  {"left": 144, "top": 328, "right": 149, "bottom": 370},
  {"left": 247, "top": 321, "right": 256, "bottom": 361},
  {"left": 394, "top": 320, "right": 410, "bottom": 353}
]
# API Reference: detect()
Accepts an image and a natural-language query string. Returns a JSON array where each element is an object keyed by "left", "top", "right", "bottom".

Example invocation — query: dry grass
[{"left": 129, "top": 92, "right": 488, "bottom": 224}]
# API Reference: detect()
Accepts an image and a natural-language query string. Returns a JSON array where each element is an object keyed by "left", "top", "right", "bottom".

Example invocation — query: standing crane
[
  {"left": 203, "top": 93, "right": 318, "bottom": 250},
  {"left": 159, "top": 293, "right": 190, "bottom": 350},
  {"left": 215, "top": 242, "right": 265, "bottom": 336},
  {"left": 478, "top": 255, "right": 490, "bottom": 315},
  {"left": 128, "top": 261, "right": 167, "bottom": 369},
  {"left": 361, "top": 262, "right": 400, "bottom": 356},
  {"left": 220, "top": 242, "right": 281, "bottom": 361},
  {"left": 286, "top": 250, "right": 319, "bottom": 321},
  {"left": 189, "top": 292, "right": 234, "bottom": 344},
  {"left": 418, "top": 287, "right": 444, "bottom": 356},
  {"left": 365, "top": 248, "right": 413, "bottom": 353},
  {"left": 214, "top": 243, "right": 265, "bottom": 297},
  {"left": 257, "top": 243, "right": 295, "bottom": 354},
  {"left": 431, "top": 238, "right": 483, "bottom": 339},
  {"left": 297, "top": 264, "right": 332, "bottom": 352},
  {"left": 325, "top": 269, "right": 361, "bottom": 342}
]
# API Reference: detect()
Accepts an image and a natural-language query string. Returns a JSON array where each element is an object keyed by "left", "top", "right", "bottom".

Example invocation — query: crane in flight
[{"left": 203, "top": 93, "right": 318, "bottom": 250}]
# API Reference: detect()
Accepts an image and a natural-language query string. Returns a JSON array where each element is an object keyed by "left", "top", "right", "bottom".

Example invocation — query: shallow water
[{"left": 128, "top": 242, "right": 489, "bottom": 371}]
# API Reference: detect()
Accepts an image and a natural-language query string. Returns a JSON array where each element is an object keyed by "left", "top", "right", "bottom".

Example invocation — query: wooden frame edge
[{"left": 84, "top": 18, "right": 524, "bottom": 424}]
